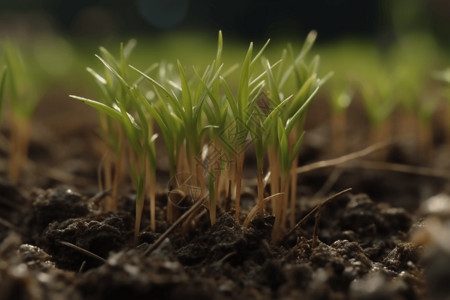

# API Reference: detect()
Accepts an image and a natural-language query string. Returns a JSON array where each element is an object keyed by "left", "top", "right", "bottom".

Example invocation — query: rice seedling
[
  {"left": 200, "top": 43, "right": 230, "bottom": 225},
  {"left": 318, "top": 41, "right": 379, "bottom": 155},
  {"left": 435, "top": 68, "right": 450, "bottom": 85},
  {"left": 327, "top": 84, "right": 353, "bottom": 154},
  {"left": 72, "top": 31, "right": 328, "bottom": 243},
  {"left": 131, "top": 62, "right": 186, "bottom": 224},
  {"left": 434, "top": 67, "right": 450, "bottom": 144},
  {"left": 0, "top": 65, "right": 7, "bottom": 125},
  {"left": 260, "top": 31, "right": 331, "bottom": 242},
  {"left": 219, "top": 37, "right": 270, "bottom": 221},
  {"left": 387, "top": 35, "right": 445, "bottom": 156},
  {"left": 2, "top": 41, "right": 45, "bottom": 182},
  {"left": 70, "top": 41, "right": 159, "bottom": 238},
  {"left": 357, "top": 65, "right": 398, "bottom": 147},
  {"left": 322, "top": 34, "right": 445, "bottom": 157},
  {"left": 131, "top": 44, "right": 225, "bottom": 225},
  {"left": 79, "top": 40, "right": 153, "bottom": 212},
  {"left": 191, "top": 31, "right": 236, "bottom": 225}
]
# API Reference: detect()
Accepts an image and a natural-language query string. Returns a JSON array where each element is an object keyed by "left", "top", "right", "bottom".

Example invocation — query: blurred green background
[
  {"left": 0, "top": 0, "right": 449, "bottom": 158},
  {"left": 0, "top": 0, "right": 449, "bottom": 44}
]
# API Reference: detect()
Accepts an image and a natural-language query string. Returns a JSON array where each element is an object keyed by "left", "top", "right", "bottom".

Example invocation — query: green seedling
[
  {"left": 358, "top": 72, "right": 397, "bottom": 145},
  {"left": 71, "top": 41, "right": 159, "bottom": 238},
  {"left": 192, "top": 31, "right": 240, "bottom": 225},
  {"left": 261, "top": 32, "right": 330, "bottom": 242},
  {"left": 131, "top": 49, "right": 225, "bottom": 224},
  {"left": 81, "top": 40, "right": 153, "bottom": 212},
  {"left": 220, "top": 37, "right": 270, "bottom": 221},
  {"left": 319, "top": 40, "right": 383, "bottom": 153},
  {"left": 388, "top": 34, "right": 445, "bottom": 156},
  {"left": 434, "top": 68, "right": 450, "bottom": 85},
  {"left": 73, "top": 31, "right": 327, "bottom": 243},
  {"left": 2, "top": 41, "right": 45, "bottom": 182},
  {"left": 0, "top": 66, "right": 7, "bottom": 125},
  {"left": 324, "top": 82, "right": 353, "bottom": 154},
  {"left": 433, "top": 68, "right": 450, "bottom": 146},
  {"left": 199, "top": 32, "right": 230, "bottom": 225},
  {"left": 132, "top": 61, "right": 183, "bottom": 180},
  {"left": 131, "top": 60, "right": 195, "bottom": 224},
  {"left": 321, "top": 34, "right": 445, "bottom": 157},
  {"left": 341, "top": 48, "right": 398, "bottom": 149}
]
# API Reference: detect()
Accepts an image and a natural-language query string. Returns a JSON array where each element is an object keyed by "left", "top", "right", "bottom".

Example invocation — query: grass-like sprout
[
  {"left": 71, "top": 42, "right": 159, "bottom": 238},
  {"left": 324, "top": 35, "right": 444, "bottom": 157},
  {"left": 131, "top": 46, "right": 225, "bottom": 224},
  {"left": 357, "top": 66, "right": 397, "bottom": 147},
  {"left": 435, "top": 68, "right": 450, "bottom": 85},
  {"left": 259, "top": 32, "right": 331, "bottom": 242},
  {"left": 199, "top": 32, "right": 229, "bottom": 225},
  {"left": 351, "top": 51, "right": 400, "bottom": 155},
  {"left": 130, "top": 62, "right": 185, "bottom": 223},
  {"left": 2, "top": 41, "right": 44, "bottom": 182},
  {"left": 327, "top": 84, "right": 353, "bottom": 154},
  {"left": 72, "top": 31, "right": 328, "bottom": 243},
  {"left": 433, "top": 68, "right": 450, "bottom": 144},
  {"left": 191, "top": 31, "right": 237, "bottom": 225},
  {"left": 82, "top": 40, "right": 154, "bottom": 212},
  {"left": 386, "top": 35, "right": 443, "bottom": 156},
  {"left": 0, "top": 65, "right": 7, "bottom": 124},
  {"left": 220, "top": 38, "right": 270, "bottom": 221}
]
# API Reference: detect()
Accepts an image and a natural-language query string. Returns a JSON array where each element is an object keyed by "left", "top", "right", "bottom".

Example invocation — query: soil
[{"left": 0, "top": 97, "right": 449, "bottom": 300}]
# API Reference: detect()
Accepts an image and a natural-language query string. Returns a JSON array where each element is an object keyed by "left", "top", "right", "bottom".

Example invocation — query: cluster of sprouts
[
  {"left": 71, "top": 31, "right": 329, "bottom": 243},
  {"left": 1, "top": 41, "right": 44, "bottom": 182},
  {"left": 322, "top": 35, "right": 449, "bottom": 157}
]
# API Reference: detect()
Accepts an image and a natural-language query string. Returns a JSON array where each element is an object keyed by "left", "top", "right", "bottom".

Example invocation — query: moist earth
[
  {"left": 1, "top": 100, "right": 449, "bottom": 299},
  {"left": 1, "top": 178, "right": 446, "bottom": 300}
]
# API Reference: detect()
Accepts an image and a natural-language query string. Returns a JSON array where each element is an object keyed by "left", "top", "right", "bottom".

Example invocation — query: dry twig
[
  {"left": 285, "top": 188, "right": 352, "bottom": 240},
  {"left": 59, "top": 241, "right": 108, "bottom": 264},
  {"left": 144, "top": 193, "right": 208, "bottom": 255}
]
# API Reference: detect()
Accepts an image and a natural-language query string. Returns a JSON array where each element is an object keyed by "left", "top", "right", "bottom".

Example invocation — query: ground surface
[{"left": 0, "top": 97, "right": 449, "bottom": 300}]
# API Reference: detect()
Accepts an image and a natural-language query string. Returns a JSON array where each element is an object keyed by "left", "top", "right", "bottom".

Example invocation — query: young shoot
[
  {"left": 71, "top": 41, "right": 159, "bottom": 238},
  {"left": 2, "top": 41, "right": 45, "bottom": 182},
  {"left": 220, "top": 38, "right": 270, "bottom": 222},
  {"left": 72, "top": 31, "right": 330, "bottom": 244},
  {"left": 131, "top": 59, "right": 216, "bottom": 223},
  {"left": 358, "top": 74, "right": 397, "bottom": 146},
  {"left": 131, "top": 32, "right": 232, "bottom": 225},
  {"left": 0, "top": 66, "right": 7, "bottom": 125},
  {"left": 328, "top": 84, "right": 354, "bottom": 155},
  {"left": 82, "top": 40, "right": 150, "bottom": 212},
  {"left": 433, "top": 68, "right": 450, "bottom": 149},
  {"left": 261, "top": 31, "right": 330, "bottom": 243}
]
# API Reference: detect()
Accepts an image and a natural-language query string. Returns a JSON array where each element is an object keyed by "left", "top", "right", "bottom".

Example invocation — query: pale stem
[
  {"left": 331, "top": 111, "right": 347, "bottom": 155},
  {"left": 109, "top": 129, "right": 125, "bottom": 211},
  {"left": 134, "top": 190, "right": 145, "bottom": 244},
  {"left": 256, "top": 165, "right": 264, "bottom": 218},
  {"left": 195, "top": 158, "right": 206, "bottom": 196},
  {"left": 100, "top": 148, "right": 112, "bottom": 192},
  {"left": 417, "top": 118, "right": 433, "bottom": 160},
  {"left": 234, "top": 152, "right": 245, "bottom": 221},
  {"left": 272, "top": 173, "right": 289, "bottom": 244},
  {"left": 370, "top": 118, "right": 392, "bottom": 160},
  {"left": 168, "top": 145, "right": 188, "bottom": 223},
  {"left": 8, "top": 116, "right": 30, "bottom": 183},
  {"left": 268, "top": 148, "right": 280, "bottom": 211},
  {"left": 280, "top": 173, "right": 290, "bottom": 233},
  {"left": 147, "top": 157, "right": 157, "bottom": 232},
  {"left": 211, "top": 161, "right": 221, "bottom": 226},
  {"left": 289, "top": 156, "right": 299, "bottom": 229}
]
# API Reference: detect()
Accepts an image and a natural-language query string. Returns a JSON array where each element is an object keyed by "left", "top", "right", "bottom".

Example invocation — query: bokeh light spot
[{"left": 137, "top": 0, "right": 189, "bottom": 29}]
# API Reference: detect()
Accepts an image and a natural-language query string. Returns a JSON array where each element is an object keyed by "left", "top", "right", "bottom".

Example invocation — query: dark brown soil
[
  {"left": 0, "top": 175, "right": 445, "bottom": 300},
  {"left": 0, "top": 98, "right": 449, "bottom": 300}
]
